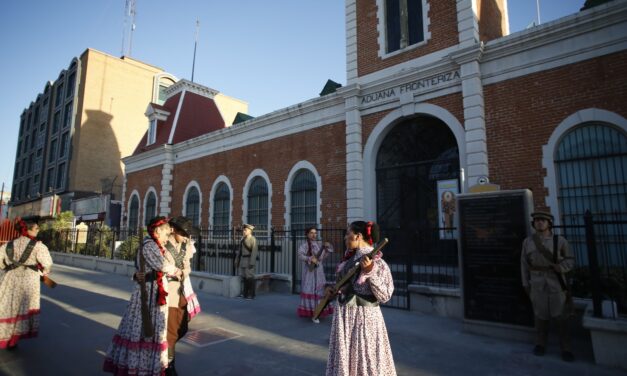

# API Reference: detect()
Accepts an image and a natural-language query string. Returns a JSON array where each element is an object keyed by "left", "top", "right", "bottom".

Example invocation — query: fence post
[
  {"left": 270, "top": 228, "right": 276, "bottom": 273},
  {"left": 584, "top": 210, "right": 603, "bottom": 318},
  {"left": 291, "top": 229, "right": 297, "bottom": 293},
  {"left": 111, "top": 229, "right": 116, "bottom": 260}
]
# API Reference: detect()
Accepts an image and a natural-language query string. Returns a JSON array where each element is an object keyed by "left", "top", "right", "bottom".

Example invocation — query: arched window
[
  {"left": 128, "top": 195, "right": 139, "bottom": 232},
  {"left": 213, "top": 183, "right": 230, "bottom": 231},
  {"left": 247, "top": 177, "right": 268, "bottom": 231},
  {"left": 144, "top": 192, "right": 157, "bottom": 225},
  {"left": 555, "top": 123, "right": 627, "bottom": 264},
  {"left": 185, "top": 187, "right": 200, "bottom": 226},
  {"left": 290, "top": 169, "right": 317, "bottom": 231}
]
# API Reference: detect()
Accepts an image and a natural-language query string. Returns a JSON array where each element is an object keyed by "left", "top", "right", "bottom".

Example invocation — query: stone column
[
  {"left": 159, "top": 146, "right": 174, "bottom": 217},
  {"left": 344, "top": 85, "right": 364, "bottom": 222}
]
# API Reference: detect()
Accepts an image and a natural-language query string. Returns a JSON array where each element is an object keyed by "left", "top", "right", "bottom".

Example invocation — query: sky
[{"left": 0, "top": 0, "right": 588, "bottom": 196}]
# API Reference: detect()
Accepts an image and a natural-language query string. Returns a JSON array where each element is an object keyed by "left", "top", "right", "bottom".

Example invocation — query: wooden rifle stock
[
  {"left": 138, "top": 241, "right": 154, "bottom": 338},
  {"left": 40, "top": 275, "right": 57, "bottom": 288},
  {"left": 312, "top": 238, "right": 389, "bottom": 320}
]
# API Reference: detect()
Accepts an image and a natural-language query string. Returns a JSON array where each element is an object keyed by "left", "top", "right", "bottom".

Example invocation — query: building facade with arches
[{"left": 122, "top": 1, "right": 627, "bottom": 236}]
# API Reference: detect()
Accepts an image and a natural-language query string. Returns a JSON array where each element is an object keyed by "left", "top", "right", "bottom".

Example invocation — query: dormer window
[
  {"left": 147, "top": 119, "right": 157, "bottom": 145},
  {"left": 379, "top": 0, "right": 429, "bottom": 56}
]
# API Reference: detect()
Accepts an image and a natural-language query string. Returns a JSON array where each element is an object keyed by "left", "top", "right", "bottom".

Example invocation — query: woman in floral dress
[
  {"left": 103, "top": 216, "right": 183, "bottom": 375},
  {"left": 0, "top": 217, "right": 53, "bottom": 350},
  {"left": 326, "top": 221, "right": 396, "bottom": 376},
  {"left": 297, "top": 226, "right": 334, "bottom": 322}
]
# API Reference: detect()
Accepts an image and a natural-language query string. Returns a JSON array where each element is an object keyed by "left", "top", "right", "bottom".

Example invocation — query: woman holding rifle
[
  {"left": 103, "top": 216, "right": 183, "bottom": 376},
  {"left": 326, "top": 221, "right": 396, "bottom": 376},
  {"left": 296, "top": 226, "right": 333, "bottom": 323}
]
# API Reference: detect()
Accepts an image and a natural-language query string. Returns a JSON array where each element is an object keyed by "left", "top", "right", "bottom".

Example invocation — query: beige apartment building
[{"left": 10, "top": 48, "right": 179, "bottom": 226}]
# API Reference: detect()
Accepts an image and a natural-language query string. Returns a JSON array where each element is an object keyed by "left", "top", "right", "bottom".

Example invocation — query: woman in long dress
[
  {"left": 326, "top": 221, "right": 396, "bottom": 376},
  {"left": 103, "top": 216, "right": 182, "bottom": 375},
  {"left": 297, "top": 226, "right": 333, "bottom": 322},
  {"left": 0, "top": 217, "right": 53, "bottom": 350}
]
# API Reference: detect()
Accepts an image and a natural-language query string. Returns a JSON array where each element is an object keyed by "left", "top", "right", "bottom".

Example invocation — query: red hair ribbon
[
  {"left": 365, "top": 221, "right": 373, "bottom": 245},
  {"left": 16, "top": 218, "right": 36, "bottom": 241}
]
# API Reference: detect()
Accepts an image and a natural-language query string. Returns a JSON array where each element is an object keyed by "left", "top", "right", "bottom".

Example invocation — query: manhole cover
[{"left": 182, "top": 327, "right": 242, "bottom": 347}]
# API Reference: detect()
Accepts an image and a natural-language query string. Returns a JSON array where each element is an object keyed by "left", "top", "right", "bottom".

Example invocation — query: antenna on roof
[
  {"left": 191, "top": 19, "right": 200, "bottom": 82},
  {"left": 536, "top": 0, "right": 542, "bottom": 25},
  {"left": 121, "top": 0, "right": 137, "bottom": 57}
]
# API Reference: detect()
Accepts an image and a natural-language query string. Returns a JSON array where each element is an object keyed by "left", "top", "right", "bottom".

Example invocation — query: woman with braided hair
[
  {"left": 326, "top": 221, "right": 396, "bottom": 376},
  {"left": 103, "top": 216, "right": 183, "bottom": 376},
  {"left": 0, "top": 216, "right": 52, "bottom": 350}
]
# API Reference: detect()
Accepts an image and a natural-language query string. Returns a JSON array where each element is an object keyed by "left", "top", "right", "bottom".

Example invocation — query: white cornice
[
  {"left": 165, "top": 79, "right": 219, "bottom": 100},
  {"left": 123, "top": 144, "right": 172, "bottom": 173}
]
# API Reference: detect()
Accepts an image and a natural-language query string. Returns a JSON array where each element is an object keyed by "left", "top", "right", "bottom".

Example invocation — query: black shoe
[
  {"left": 561, "top": 351, "right": 574, "bottom": 362},
  {"left": 533, "top": 345, "right": 545, "bottom": 356}
]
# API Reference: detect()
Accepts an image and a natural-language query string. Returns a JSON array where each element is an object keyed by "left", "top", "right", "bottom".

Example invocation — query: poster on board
[{"left": 437, "top": 179, "right": 459, "bottom": 239}]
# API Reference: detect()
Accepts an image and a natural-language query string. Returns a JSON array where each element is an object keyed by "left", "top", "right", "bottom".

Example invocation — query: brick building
[{"left": 123, "top": 0, "right": 627, "bottom": 235}]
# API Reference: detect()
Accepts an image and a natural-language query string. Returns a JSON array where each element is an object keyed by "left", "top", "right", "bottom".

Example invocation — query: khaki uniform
[
  {"left": 521, "top": 232, "right": 574, "bottom": 351},
  {"left": 237, "top": 234, "right": 258, "bottom": 298}
]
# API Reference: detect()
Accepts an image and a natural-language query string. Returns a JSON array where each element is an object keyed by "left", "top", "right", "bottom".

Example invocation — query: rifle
[
  {"left": 312, "top": 238, "right": 389, "bottom": 321},
  {"left": 138, "top": 240, "right": 154, "bottom": 338},
  {"left": 41, "top": 275, "right": 57, "bottom": 288}
]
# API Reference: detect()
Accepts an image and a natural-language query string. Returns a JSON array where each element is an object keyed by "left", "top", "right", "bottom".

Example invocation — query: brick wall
[
  {"left": 125, "top": 164, "right": 163, "bottom": 224},
  {"left": 485, "top": 51, "right": 627, "bottom": 210},
  {"left": 356, "top": 0, "right": 459, "bottom": 77},
  {"left": 128, "top": 121, "right": 348, "bottom": 229}
]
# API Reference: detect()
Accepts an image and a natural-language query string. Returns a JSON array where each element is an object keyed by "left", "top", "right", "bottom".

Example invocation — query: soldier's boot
[
  {"left": 533, "top": 317, "right": 549, "bottom": 356},
  {"left": 245, "top": 278, "right": 255, "bottom": 300},
  {"left": 558, "top": 318, "right": 574, "bottom": 362},
  {"left": 238, "top": 278, "right": 246, "bottom": 298},
  {"left": 250, "top": 278, "right": 256, "bottom": 299}
]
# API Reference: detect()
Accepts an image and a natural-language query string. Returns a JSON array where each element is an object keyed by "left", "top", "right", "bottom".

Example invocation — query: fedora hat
[
  {"left": 169, "top": 216, "right": 200, "bottom": 237},
  {"left": 242, "top": 223, "right": 255, "bottom": 231}
]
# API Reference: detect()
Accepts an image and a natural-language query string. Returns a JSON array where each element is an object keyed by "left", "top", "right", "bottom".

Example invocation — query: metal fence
[{"left": 36, "top": 212, "right": 626, "bottom": 316}]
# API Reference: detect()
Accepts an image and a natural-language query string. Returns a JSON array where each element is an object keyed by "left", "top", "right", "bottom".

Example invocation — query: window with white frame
[
  {"left": 247, "top": 177, "right": 269, "bottom": 231},
  {"left": 213, "top": 183, "right": 230, "bottom": 232},
  {"left": 147, "top": 119, "right": 157, "bottom": 145},
  {"left": 383, "top": 0, "right": 425, "bottom": 54},
  {"left": 145, "top": 192, "right": 157, "bottom": 225},
  {"left": 290, "top": 169, "right": 317, "bottom": 232},
  {"left": 128, "top": 195, "right": 140, "bottom": 232},
  {"left": 185, "top": 186, "right": 200, "bottom": 227}
]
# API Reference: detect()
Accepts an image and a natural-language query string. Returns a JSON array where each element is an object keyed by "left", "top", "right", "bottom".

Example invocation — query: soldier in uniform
[
  {"left": 521, "top": 211, "right": 575, "bottom": 362},
  {"left": 235, "top": 224, "right": 258, "bottom": 299}
]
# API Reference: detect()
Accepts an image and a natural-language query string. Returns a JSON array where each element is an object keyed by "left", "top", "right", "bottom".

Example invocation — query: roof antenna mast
[{"left": 121, "top": 0, "right": 137, "bottom": 57}]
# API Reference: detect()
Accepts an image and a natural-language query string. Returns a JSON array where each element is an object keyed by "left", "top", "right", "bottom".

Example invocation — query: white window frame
[{"left": 376, "top": 0, "right": 431, "bottom": 59}]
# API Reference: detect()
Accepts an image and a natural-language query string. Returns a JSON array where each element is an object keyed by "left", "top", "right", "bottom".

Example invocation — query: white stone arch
[
  {"left": 543, "top": 108, "right": 627, "bottom": 225},
  {"left": 242, "top": 169, "right": 273, "bottom": 230},
  {"left": 127, "top": 190, "right": 141, "bottom": 229},
  {"left": 142, "top": 186, "right": 159, "bottom": 226},
  {"left": 182, "top": 180, "right": 203, "bottom": 226},
  {"left": 362, "top": 103, "right": 466, "bottom": 220},
  {"left": 284, "top": 161, "right": 322, "bottom": 229},
  {"left": 208, "top": 176, "right": 234, "bottom": 228}
]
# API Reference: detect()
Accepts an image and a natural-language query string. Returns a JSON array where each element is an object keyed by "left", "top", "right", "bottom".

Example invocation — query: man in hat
[
  {"left": 521, "top": 210, "right": 575, "bottom": 362},
  {"left": 235, "top": 224, "right": 258, "bottom": 299}
]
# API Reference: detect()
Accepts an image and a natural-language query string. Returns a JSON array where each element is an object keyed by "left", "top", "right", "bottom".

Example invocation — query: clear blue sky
[{"left": 0, "top": 0, "right": 587, "bottom": 195}]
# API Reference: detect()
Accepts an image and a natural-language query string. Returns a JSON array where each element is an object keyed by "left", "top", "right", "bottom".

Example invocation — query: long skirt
[
  {"left": 103, "top": 283, "right": 169, "bottom": 376},
  {"left": 326, "top": 305, "right": 396, "bottom": 376},
  {"left": 0, "top": 269, "right": 42, "bottom": 348},
  {"left": 297, "top": 264, "right": 333, "bottom": 318}
]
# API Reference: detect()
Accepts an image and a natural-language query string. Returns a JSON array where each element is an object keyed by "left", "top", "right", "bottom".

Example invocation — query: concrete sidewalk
[{"left": 0, "top": 264, "right": 622, "bottom": 376}]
